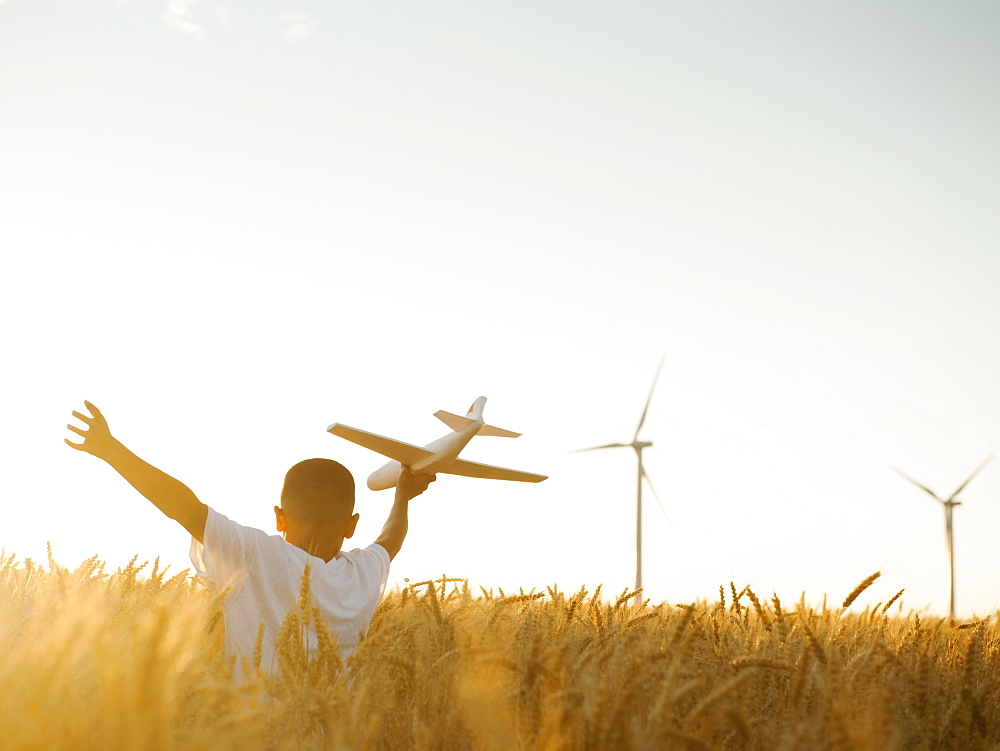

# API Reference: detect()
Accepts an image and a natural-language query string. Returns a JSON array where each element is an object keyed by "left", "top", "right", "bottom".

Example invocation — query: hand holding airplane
[{"left": 327, "top": 397, "right": 548, "bottom": 490}]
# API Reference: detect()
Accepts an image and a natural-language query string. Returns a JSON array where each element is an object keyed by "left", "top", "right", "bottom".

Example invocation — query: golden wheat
[
  {"left": 1, "top": 552, "right": 998, "bottom": 749},
  {"left": 843, "top": 571, "right": 882, "bottom": 609}
]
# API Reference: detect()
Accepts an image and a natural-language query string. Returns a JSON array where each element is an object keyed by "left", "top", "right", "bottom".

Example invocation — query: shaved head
[{"left": 280, "top": 458, "right": 355, "bottom": 528}]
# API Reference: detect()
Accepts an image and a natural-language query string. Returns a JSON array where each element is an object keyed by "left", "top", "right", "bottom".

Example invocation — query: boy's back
[{"left": 191, "top": 507, "right": 391, "bottom": 676}]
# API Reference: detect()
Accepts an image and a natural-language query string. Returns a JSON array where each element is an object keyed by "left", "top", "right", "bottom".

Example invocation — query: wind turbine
[
  {"left": 573, "top": 359, "right": 667, "bottom": 594},
  {"left": 893, "top": 455, "right": 993, "bottom": 619}
]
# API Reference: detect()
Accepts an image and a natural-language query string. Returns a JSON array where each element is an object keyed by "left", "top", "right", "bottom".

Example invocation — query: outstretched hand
[
  {"left": 66, "top": 401, "right": 116, "bottom": 459},
  {"left": 396, "top": 466, "right": 436, "bottom": 501}
]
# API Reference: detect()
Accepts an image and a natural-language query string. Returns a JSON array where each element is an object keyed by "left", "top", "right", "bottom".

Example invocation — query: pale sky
[{"left": 2, "top": 0, "right": 999, "bottom": 617}]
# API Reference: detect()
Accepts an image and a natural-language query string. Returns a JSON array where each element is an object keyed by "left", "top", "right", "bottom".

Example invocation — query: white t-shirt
[{"left": 190, "top": 507, "right": 390, "bottom": 677}]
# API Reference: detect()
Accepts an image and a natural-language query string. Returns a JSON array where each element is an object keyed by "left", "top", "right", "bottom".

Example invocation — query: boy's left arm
[{"left": 66, "top": 401, "right": 208, "bottom": 543}]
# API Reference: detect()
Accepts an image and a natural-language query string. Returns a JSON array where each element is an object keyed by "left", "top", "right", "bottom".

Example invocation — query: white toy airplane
[{"left": 327, "top": 396, "right": 548, "bottom": 490}]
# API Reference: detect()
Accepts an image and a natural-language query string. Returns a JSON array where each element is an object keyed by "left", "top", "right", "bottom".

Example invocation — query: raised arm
[
  {"left": 374, "top": 466, "right": 435, "bottom": 561},
  {"left": 66, "top": 401, "right": 208, "bottom": 543}
]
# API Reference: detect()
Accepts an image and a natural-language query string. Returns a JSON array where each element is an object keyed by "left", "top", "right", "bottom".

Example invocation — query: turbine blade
[
  {"left": 892, "top": 466, "right": 944, "bottom": 503},
  {"left": 947, "top": 455, "right": 994, "bottom": 502},
  {"left": 639, "top": 460, "right": 670, "bottom": 524},
  {"left": 633, "top": 356, "right": 665, "bottom": 442},
  {"left": 570, "top": 442, "right": 629, "bottom": 453}
]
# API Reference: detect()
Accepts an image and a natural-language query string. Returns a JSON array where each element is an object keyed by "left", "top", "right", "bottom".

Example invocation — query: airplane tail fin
[
  {"left": 434, "top": 396, "right": 522, "bottom": 437},
  {"left": 466, "top": 396, "right": 487, "bottom": 420}
]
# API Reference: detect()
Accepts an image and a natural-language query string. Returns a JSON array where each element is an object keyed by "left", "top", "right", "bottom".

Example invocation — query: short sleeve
[
  {"left": 189, "top": 507, "right": 262, "bottom": 596},
  {"left": 361, "top": 543, "right": 391, "bottom": 590}
]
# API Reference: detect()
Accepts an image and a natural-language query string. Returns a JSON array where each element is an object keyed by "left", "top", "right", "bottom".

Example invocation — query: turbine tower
[
  {"left": 573, "top": 358, "right": 667, "bottom": 594},
  {"left": 893, "top": 456, "right": 993, "bottom": 619}
]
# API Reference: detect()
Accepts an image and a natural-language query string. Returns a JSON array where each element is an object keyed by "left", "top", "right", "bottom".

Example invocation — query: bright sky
[{"left": 3, "top": 0, "right": 999, "bottom": 618}]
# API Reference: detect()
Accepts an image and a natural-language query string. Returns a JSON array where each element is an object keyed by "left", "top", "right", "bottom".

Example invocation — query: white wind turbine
[
  {"left": 893, "top": 455, "right": 993, "bottom": 619},
  {"left": 573, "top": 359, "right": 667, "bottom": 594}
]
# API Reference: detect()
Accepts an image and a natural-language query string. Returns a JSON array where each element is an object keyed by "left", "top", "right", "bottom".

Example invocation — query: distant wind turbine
[
  {"left": 893, "top": 455, "right": 993, "bottom": 619},
  {"left": 572, "top": 358, "right": 668, "bottom": 594}
]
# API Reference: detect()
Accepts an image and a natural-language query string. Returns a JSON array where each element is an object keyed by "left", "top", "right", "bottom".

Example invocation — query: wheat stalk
[{"left": 843, "top": 571, "right": 881, "bottom": 609}]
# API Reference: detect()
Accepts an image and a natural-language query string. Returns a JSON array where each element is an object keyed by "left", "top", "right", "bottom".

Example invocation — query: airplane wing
[
  {"left": 441, "top": 457, "right": 548, "bottom": 483},
  {"left": 327, "top": 423, "right": 436, "bottom": 466}
]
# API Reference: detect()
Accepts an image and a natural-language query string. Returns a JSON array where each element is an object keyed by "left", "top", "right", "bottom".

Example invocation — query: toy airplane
[{"left": 327, "top": 396, "right": 548, "bottom": 490}]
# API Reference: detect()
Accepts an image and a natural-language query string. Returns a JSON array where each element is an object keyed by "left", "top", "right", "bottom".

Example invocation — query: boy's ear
[
  {"left": 274, "top": 506, "right": 287, "bottom": 533},
  {"left": 344, "top": 512, "right": 360, "bottom": 539}
]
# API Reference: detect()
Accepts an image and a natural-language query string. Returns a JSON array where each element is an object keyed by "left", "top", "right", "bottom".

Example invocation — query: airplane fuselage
[{"left": 366, "top": 417, "right": 485, "bottom": 490}]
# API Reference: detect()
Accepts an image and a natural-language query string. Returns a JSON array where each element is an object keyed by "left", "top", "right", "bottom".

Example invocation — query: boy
[{"left": 65, "top": 400, "right": 434, "bottom": 677}]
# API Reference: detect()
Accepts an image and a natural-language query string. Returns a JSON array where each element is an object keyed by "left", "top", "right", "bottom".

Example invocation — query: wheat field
[{"left": 1, "top": 551, "right": 997, "bottom": 750}]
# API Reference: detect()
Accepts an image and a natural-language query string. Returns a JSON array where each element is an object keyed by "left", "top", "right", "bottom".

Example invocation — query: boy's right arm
[
  {"left": 66, "top": 401, "right": 208, "bottom": 543},
  {"left": 374, "top": 467, "right": 435, "bottom": 561}
]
